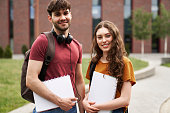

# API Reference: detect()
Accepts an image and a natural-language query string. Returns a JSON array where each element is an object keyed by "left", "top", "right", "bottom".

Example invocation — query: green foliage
[
  {"left": 0, "top": 46, "right": 4, "bottom": 58},
  {"left": 130, "top": 8, "right": 152, "bottom": 40},
  {"left": 21, "top": 45, "right": 28, "bottom": 55},
  {"left": 4, "top": 45, "right": 12, "bottom": 58},
  {"left": 152, "top": 4, "right": 170, "bottom": 39}
]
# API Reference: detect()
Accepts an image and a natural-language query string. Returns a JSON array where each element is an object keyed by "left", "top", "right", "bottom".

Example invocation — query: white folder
[
  {"left": 88, "top": 71, "right": 117, "bottom": 113},
  {"left": 33, "top": 75, "right": 75, "bottom": 112}
]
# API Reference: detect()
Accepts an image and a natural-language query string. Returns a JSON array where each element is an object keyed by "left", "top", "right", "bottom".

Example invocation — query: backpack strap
[
  {"left": 38, "top": 32, "right": 55, "bottom": 81},
  {"left": 89, "top": 61, "right": 97, "bottom": 86}
]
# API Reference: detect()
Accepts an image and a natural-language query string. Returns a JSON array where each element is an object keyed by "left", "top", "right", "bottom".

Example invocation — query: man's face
[{"left": 51, "top": 9, "right": 72, "bottom": 32}]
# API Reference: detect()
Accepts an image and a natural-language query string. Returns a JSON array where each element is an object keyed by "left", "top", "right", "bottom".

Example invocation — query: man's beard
[{"left": 53, "top": 20, "right": 71, "bottom": 32}]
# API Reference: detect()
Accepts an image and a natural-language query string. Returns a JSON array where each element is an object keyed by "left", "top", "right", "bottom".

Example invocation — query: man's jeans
[{"left": 33, "top": 105, "right": 77, "bottom": 113}]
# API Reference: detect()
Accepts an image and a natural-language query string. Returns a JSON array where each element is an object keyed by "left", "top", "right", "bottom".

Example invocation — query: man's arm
[
  {"left": 26, "top": 60, "right": 77, "bottom": 111},
  {"left": 75, "top": 63, "right": 85, "bottom": 113}
]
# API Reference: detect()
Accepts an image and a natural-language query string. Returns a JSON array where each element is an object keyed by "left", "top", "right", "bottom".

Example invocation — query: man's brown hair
[{"left": 47, "top": 0, "right": 71, "bottom": 16}]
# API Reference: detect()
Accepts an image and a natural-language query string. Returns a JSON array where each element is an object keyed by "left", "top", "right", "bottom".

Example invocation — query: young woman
[{"left": 83, "top": 20, "right": 136, "bottom": 113}]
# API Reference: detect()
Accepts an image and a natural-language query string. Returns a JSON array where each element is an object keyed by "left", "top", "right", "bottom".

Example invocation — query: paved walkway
[
  {"left": 9, "top": 53, "right": 170, "bottom": 113},
  {"left": 129, "top": 53, "right": 170, "bottom": 113}
]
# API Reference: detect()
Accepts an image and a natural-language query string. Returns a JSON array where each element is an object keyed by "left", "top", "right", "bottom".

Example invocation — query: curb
[
  {"left": 159, "top": 97, "right": 170, "bottom": 113},
  {"left": 135, "top": 62, "right": 155, "bottom": 80}
]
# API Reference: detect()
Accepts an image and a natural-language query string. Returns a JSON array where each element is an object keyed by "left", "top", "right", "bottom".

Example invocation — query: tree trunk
[
  {"left": 141, "top": 40, "right": 144, "bottom": 55},
  {"left": 164, "top": 36, "right": 167, "bottom": 57}
]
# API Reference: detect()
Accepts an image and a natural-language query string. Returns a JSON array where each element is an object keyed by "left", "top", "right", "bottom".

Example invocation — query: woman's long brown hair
[{"left": 91, "top": 20, "right": 127, "bottom": 91}]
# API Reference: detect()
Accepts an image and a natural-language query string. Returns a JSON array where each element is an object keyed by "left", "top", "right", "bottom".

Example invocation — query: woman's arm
[{"left": 92, "top": 81, "right": 132, "bottom": 110}]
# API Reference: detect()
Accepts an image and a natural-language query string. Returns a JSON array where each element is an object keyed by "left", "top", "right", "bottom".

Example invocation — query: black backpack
[{"left": 21, "top": 32, "right": 55, "bottom": 103}]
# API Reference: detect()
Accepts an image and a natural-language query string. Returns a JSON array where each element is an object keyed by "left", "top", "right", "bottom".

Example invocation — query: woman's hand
[{"left": 82, "top": 99, "right": 100, "bottom": 113}]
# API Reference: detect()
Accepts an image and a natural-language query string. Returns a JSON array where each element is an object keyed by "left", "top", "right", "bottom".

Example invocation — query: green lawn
[
  {"left": 129, "top": 57, "right": 148, "bottom": 71},
  {"left": 162, "top": 63, "right": 170, "bottom": 67},
  {"left": 0, "top": 57, "right": 148, "bottom": 113},
  {"left": 0, "top": 59, "right": 28, "bottom": 113}
]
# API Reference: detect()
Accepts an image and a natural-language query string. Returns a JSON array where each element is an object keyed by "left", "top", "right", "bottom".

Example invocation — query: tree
[
  {"left": 152, "top": 4, "right": 170, "bottom": 56},
  {"left": 21, "top": 44, "right": 28, "bottom": 56},
  {"left": 130, "top": 8, "right": 152, "bottom": 54},
  {"left": 0, "top": 46, "right": 4, "bottom": 58},
  {"left": 4, "top": 45, "right": 12, "bottom": 58}
]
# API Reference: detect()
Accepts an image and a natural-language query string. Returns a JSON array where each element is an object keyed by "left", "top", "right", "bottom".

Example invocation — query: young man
[{"left": 26, "top": 0, "right": 85, "bottom": 113}]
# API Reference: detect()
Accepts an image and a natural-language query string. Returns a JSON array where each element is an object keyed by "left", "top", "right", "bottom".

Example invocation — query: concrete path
[
  {"left": 9, "top": 53, "right": 170, "bottom": 113},
  {"left": 129, "top": 54, "right": 170, "bottom": 113},
  {"left": 8, "top": 103, "right": 34, "bottom": 113}
]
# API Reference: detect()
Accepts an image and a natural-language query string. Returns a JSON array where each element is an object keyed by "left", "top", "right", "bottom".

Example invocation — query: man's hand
[{"left": 58, "top": 97, "right": 78, "bottom": 111}]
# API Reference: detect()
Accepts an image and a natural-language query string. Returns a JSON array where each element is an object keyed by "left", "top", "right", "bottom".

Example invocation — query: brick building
[{"left": 0, "top": 0, "right": 170, "bottom": 54}]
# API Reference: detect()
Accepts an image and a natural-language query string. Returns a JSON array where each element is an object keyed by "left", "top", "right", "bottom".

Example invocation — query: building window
[
  {"left": 9, "top": 0, "right": 13, "bottom": 52},
  {"left": 92, "top": 0, "right": 101, "bottom": 36},
  {"left": 152, "top": 0, "right": 159, "bottom": 19},
  {"left": 124, "top": 0, "right": 132, "bottom": 53},
  {"left": 152, "top": 0, "right": 159, "bottom": 53},
  {"left": 30, "top": 0, "right": 34, "bottom": 46}
]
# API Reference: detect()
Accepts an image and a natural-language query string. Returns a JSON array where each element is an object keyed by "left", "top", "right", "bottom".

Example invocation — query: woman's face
[{"left": 96, "top": 27, "right": 113, "bottom": 54}]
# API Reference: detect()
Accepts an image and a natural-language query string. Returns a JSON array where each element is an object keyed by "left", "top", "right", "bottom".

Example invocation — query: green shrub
[
  {"left": 0, "top": 46, "right": 4, "bottom": 58},
  {"left": 125, "top": 43, "right": 130, "bottom": 56},
  {"left": 4, "top": 45, "right": 12, "bottom": 58},
  {"left": 21, "top": 45, "right": 28, "bottom": 55}
]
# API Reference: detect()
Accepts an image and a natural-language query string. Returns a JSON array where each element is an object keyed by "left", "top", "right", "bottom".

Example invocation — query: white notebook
[
  {"left": 88, "top": 71, "right": 118, "bottom": 113},
  {"left": 33, "top": 75, "right": 75, "bottom": 112}
]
